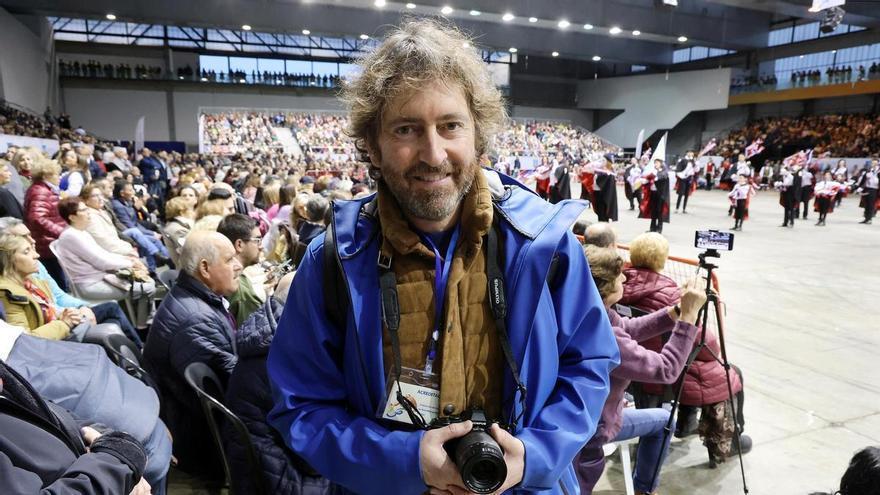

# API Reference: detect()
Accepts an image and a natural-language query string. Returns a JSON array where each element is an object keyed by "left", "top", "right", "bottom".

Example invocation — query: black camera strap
[{"left": 379, "top": 214, "right": 527, "bottom": 430}]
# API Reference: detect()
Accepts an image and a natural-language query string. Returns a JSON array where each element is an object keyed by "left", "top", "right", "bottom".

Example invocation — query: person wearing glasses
[{"left": 217, "top": 213, "right": 266, "bottom": 325}]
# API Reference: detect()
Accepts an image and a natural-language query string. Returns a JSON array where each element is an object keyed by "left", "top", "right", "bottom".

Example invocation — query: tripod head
[{"left": 698, "top": 249, "right": 721, "bottom": 270}]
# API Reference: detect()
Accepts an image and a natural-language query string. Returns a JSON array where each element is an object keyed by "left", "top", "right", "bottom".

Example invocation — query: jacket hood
[
  {"left": 620, "top": 267, "right": 679, "bottom": 310},
  {"left": 235, "top": 297, "right": 283, "bottom": 358}
]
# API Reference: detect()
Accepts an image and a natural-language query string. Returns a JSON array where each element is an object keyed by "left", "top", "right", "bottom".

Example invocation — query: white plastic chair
[{"left": 603, "top": 437, "right": 639, "bottom": 495}]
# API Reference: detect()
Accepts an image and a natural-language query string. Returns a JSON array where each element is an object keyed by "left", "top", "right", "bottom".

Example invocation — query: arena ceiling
[{"left": 1, "top": 0, "right": 878, "bottom": 65}]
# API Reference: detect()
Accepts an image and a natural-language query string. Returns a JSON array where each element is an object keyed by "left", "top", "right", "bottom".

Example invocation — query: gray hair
[
  {"left": 179, "top": 231, "right": 225, "bottom": 276},
  {"left": 0, "top": 217, "right": 24, "bottom": 232},
  {"left": 305, "top": 194, "right": 329, "bottom": 223}
]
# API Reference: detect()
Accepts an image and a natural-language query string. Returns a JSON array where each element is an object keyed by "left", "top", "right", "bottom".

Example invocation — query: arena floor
[
  {"left": 588, "top": 186, "right": 880, "bottom": 495},
  {"left": 168, "top": 186, "right": 880, "bottom": 495}
]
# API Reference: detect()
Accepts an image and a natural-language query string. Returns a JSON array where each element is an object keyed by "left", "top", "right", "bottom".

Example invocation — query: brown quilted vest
[{"left": 378, "top": 171, "right": 503, "bottom": 420}]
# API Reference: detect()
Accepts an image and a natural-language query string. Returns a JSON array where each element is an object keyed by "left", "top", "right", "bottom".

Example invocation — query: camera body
[{"left": 429, "top": 408, "right": 508, "bottom": 494}]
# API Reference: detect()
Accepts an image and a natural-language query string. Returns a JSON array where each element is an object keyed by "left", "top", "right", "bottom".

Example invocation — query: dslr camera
[{"left": 429, "top": 408, "right": 509, "bottom": 494}]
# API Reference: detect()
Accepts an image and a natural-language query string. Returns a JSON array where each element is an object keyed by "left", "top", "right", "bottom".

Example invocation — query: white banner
[
  {"left": 0, "top": 134, "right": 60, "bottom": 156},
  {"left": 809, "top": 0, "right": 845, "bottom": 12},
  {"left": 134, "top": 116, "right": 145, "bottom": 153}
]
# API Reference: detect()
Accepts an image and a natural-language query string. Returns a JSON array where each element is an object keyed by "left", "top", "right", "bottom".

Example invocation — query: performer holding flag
[
  {"left": 624, "top": 158, "right": 643, "bottom": 210},
  {"left": 728, "top": 174, "right": 756, "bottom": 231},
  {"left": 674, "top": 150, "right": 697, "bottom": 214},
  {"left": 639, "top": 134, "right": 671, "bottom": 234}
]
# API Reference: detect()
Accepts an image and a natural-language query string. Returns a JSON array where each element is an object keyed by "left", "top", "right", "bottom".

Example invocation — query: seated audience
[
  {"left": 111, "top": 180, "right": 170, "bottom": 272},
  {"left": 620, "top": 233, "right": 748, "bottom": 465},
  {"left": 162, "top": 196, "right": 196, "bottom": 267},
  {"left": 54, "top": 197, "right": 156, "bottom": 330},
  {"left": 59, "top": 148, "right": 89, "bottom": 197},
  {"left": 0, "top": 231, "right": 129, "bottom": 345},
  {"left": 80, "top": 183, "right": 140, "bottom": 257},
  {"left": 1, "top": 216, "right": 142, "bottom": 346},
  {"left": 224, "top": 273, "right": 338, "bottom": 493},
  {"left": 217, "top": 214, "right": 265, "bottom": 325},
  {"left": 0, "top": 160, "right": 24, "bottom": 219},
  {"left": 0, "top": 359, "right": 152, "bottom": 494},
  {"left": 574, "top": 246, "right": 703, "bottom": 495},
  {"left": 24, "top": 156, "right": 68, "bottom": 287},
  {"left": 143, "top": 231, "right": 242, "bottom": 477}
]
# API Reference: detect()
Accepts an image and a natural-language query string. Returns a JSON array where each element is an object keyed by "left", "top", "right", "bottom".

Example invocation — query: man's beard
[{"left": 382, "top": 158, "right": 478, "bottom": 222}]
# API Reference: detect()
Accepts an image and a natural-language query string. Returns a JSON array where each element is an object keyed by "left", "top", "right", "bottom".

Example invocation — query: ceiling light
[
  {"left": 302, "top": 29, "right": 311, "bottom": 35},
  {"left": 583, "top": 23, "right": 594, "bottom": 30},
  {"left": 105, "top": 13, "right": 116, "bottom": 20},
  {"left": 359, "top": 34, "right": 369, "bottom": 40},
  {"left": 528, "top": 17, "right": 538, "bottom": 23},
  {"left": 239, "top": 79, "right": 247, "bottom": 83},
  {"left": 552, "top": 51, "right": 559, "bottom": 57},
  {"left": 374, "top": 0, "right": 386, "bottom": 6},
  {"left": 800, "top": 55, "right": 805, "bottom": 58},
  {"left": 440, "top": 5, "right": 453, "bottom": 15},
  {"left": 502, "top": 13, "right": 515, "bottom": 21},
  {"left": 406, "top": 2, "right": 416, "bottom": 8},
  {"left": 677, "top": 35, "right": 688, "bottom": 42},
  {"left": 469, "top": 10, "right": 480, "bottom": 16},
  {"left": 609, "top": 26, "right": 622, "bottom": 35},
  {"left": 509, "top": 47, "right": 518, "bottom": 53},
  {"left": 558, "top": 20, "right": 570, "bottom": 29},
  {"left": 832, "top": 49, "right": 837, "bottom": 53},
  {"left": 241, "top": 24, "right": 252, "bottom": 31},
  {"left": 592, "top": 55, "right": 601, "bottom": 61},
  {"left": 632, "top": 30, "right": 641, "bottom": 36},
  {"left": 462, "top": 41, "right": 471, "bottom": 48},
  {"left": 200, "top": 77, "right": 208, "bottom": 82}
]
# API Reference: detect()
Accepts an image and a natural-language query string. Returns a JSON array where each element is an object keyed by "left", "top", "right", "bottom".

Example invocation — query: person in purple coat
[{"left": 575, "top": 245, "right": 704, "bottom": 495}]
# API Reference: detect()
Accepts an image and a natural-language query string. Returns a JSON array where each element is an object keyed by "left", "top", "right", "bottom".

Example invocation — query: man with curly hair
[{"left": 268, "top": 19, "right": 619, "bottom": 494}]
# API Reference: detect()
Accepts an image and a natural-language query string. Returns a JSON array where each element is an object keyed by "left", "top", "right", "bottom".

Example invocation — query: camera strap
[{"left": 379, "top": 213, "right": 527, "bottom": 430}]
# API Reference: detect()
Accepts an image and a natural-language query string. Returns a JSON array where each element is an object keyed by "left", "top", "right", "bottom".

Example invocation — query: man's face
[
  {"left": 203, "top": 237, "right": 243, "bottom": 296},
  {"left": 122, "top": 184, "right": 135, "bottom": 200},
  {"left": 222, "top": 197, "right": 235, "bottom": 215},
  {"left": 369, "top": 81, "right": 478, "bottom": 223},
  {"left": 142, "top": 148, "right": 151, "bottom": 157},
  {"left": 237, "top": 226, "right": 262, "bottom": 267},
  {"left": 100, "top": 180, "right": 113, "bottom": 198}
]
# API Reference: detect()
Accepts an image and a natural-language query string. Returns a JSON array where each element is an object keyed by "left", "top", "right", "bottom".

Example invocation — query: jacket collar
[{"left": 176, "top": 271, "right": 229, "bottom": 311}]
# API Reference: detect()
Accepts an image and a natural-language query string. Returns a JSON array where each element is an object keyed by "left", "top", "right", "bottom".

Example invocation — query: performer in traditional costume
[
  {"left": 549, "top": 155, "right": 572, "bottom": 204},
  {"left": 857, "top": 158, "right": 879, "bottom": 225},
  {"left": 832, "top": 159, "right": 849, "bottom": 208},
  {"left": 674, "top": 151, "right": 697, "bottom": 214},
  {"left": 592, "top": 153, "right": 619, "bottom": 222},
  {"left": 728, "top": 175, "right": 755, "bottom": 231},
  {"left": 579, "top": 158, "right": 596, "bottom": 203},
  {"left": 775, "top": 165, "right": 800, "bottom": 228},
  {"left": 534, "top": 157, "right": 551, "bottom": 200},
  {"left": 797, "top": 166, "right": 815, "bottom": 220},
  {"left": 640, "top": 158, "right": 670, "bottom": 234},
  {"left": 624, "top": 158, "right": 643, "bottom": 210},
  {"left": 813, "top": 172, "right": 841, "bottom": 226}
]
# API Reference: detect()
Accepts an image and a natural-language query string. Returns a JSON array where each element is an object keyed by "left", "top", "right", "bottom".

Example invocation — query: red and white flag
[
  {"left": 745, "top": 138, "right": 764, "bottom": 158},
  {"left": 698, "top": 138, "right": 717, "bottom": 158},
  {"left": 783, "top": 149, "right": 813, "bottom": 168}
]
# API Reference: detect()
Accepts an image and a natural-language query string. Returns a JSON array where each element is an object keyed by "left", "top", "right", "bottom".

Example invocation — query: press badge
[{"left": 377, "top": 367, "right": 440, "bottom": 425}]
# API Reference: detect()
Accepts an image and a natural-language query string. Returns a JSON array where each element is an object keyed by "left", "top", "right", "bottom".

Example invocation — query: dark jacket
[
  {"left": 138, "top": 156, "right": 166, "bottom": 185},
  {"left": 0, "top": 187, "right": 24, "bottom": 219},
  {"left": 0, "top": 360, "right": 146, "bottom": 494},
  {"left": 620, "top": 266, "right": 742, "bottom": 405},
  {"left": 143, "top": 271, "right": 237, "bottom": 475},
  {"left": 24, "top": 181, "right": 66, "bottom": 259},
  {"left": 111, "top": 198, "right": 154, "bottom": 236},
  {"left": 225, "top": 298, "right": 339, "bottom": 495}
]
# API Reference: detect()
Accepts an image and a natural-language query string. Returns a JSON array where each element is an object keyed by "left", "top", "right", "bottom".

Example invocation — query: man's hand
[
  {"left": 79, "top": 306, "right": 97, "bottom": 325},
  {"left": 488, "top": 424, "right": 525, "bottom": 494},
  {"left": 81, "top": 426, "right": 101, "bottom": 449},
  {"left": 421, "top": 420, "right": 471, "bottom": 495},
  {"left": 129, "top": 477, "right": 152, "bottom": 495}
]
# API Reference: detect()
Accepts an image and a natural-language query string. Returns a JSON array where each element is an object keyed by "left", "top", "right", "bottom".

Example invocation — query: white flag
[
  {"left": 809, "top": 0, "right": 844, "bottom": 12},
  {"left": 634, "top": 129, "right": 645, "bottom": 161},
  {"left": 650, "top": 133, "right": 667, "bottom": 165},
  {"left": 134, "top": 116, "right": 145, "bottom": 153}
]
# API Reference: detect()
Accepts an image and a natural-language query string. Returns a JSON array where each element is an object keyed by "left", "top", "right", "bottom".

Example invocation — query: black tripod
[{"left": 649, "top": 249, "right": 749, "bottom": 493}]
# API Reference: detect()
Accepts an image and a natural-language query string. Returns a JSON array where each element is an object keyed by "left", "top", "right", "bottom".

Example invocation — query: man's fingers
[
  {"left": 489, "top": 424, "right": 525, "bottom": 455},
  {"left": 429, "top": 420, "right": 473, "bottom": 444}
]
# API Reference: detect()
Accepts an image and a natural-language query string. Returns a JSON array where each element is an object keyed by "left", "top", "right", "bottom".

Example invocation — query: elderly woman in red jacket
[
  {"left": 575, "top": 245, "right": 703, "bottom": 495},
  {"left": 620, "top": 232, "right": 748, "bottom": 467},
  {"left": 24, "top": 157, "right": 68, "bottom": 288}
]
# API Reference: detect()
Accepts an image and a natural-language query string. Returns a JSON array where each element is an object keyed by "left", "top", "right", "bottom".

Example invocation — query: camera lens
[{"left": 453, "top": 431, "right": 507, "bottom": 494}]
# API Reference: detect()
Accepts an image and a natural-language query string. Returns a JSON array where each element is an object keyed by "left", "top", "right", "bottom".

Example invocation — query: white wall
[
  {"left": 577, "top": 68, "right": 731, "bottom": 147},
  {"left": 0, "top": 8, "right": 50, "bottom": 112},
  {"left": 510, "top": 105, "right": 594, "bottom": 130},
  {"left": 62, "top": 87, "right": 170, "bottom": 141}
]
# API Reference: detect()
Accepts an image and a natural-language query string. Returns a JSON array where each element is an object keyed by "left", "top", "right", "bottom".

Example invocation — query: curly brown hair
[
  {"left": 341, "top": 18, "right": 507, "bottom": 166},
  {"left": 583, "top": 245, "right": 624, "bottom": 301}
]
